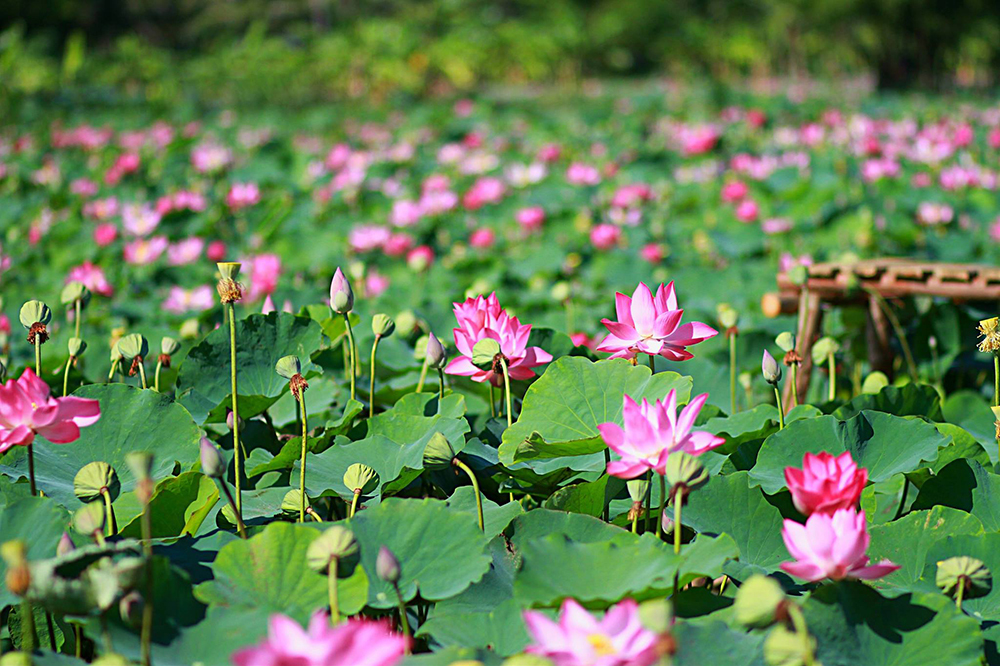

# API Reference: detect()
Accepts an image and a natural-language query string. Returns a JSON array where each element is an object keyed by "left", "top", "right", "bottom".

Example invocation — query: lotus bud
[
  {"left": 160, "top": 336, "right": 181, "bottom": 356},
  {"left": 472, "top": 338, "right": 502, "bottom": 370},
  {"left": 664, "top": 452, "right": 708, "bottom": 494},
  {"left": 761, "top": 350, "right": 782, "bottom": 385},
  {"left": 74, "top": 461, "right": 120, "bottom": 503},
  {"left": 426, "top": 333, "right": 447, "bottom": 369},
  {"left": 72, "top": 502, "right": 106, "bottom": 538},
  {"left": 929, "top": 335, "right": 937, "bottom": 351},
  {"left": 763, "top": 624, "right": 814, "bottom": 666},
  {"left": 775, "top": 332, "right": 795, "bottom": 353},
  {"left": 19, "top": 300, "right": 52, "bottom": 329},
  {"left": 179, "top": 318, "right": 200, "bottom": 339},
  {"left": 811, "top": 336, "right": 840, "bottom": 365},
  {"left": 0, "top": 651, "right": 33, "bottom": 666},
  {"left": 371, "top": 314, "right": 395, "bottom": 338},
  {"left": 343, "top": 463, "right": 379, "bottom": 496},
  {"left": 423, "top": 433, "right": 456, "bottom": 471},
  {"left": 226, "top": 410, "right": 244, "bottom": 432},
  {"left": 275, "top": 355, "right": 302, "bottom": 380},
  {"left": 329, "top": 267, "right": 354, "bottom": 314},
  {"left": 60, "top": 281, "right": 91, "bottom": 307},
  {"left": 735, "top": 575, "right": 786, "bottom": 628},
  {"left": 1, "top": 540, "right": 29, "bottom": 597},
  {"left": 936, "top": 556, "right": 992, "bottom": 599},
  {"left": 376, "top": 546, "right": 401, "bottom": 584},
  {"left": 117, "top": 333, "right": 148, "bottom": 360},
  {"left": 200, "top": 437, "right": 226, "bottom": 479},
  {"left": 306, "top": 526, "right": 358, "bottom": 573},
  {"left": 68, "top": 337, "right": 86, "bottom": 357},
  {"left": 57, "top": 532, "right": 75, "bottom": 557},
  {"left": 119, "top": 590, "right": 144, "bottom": 627},
  {"left": 717, "top": 305, "right": 738, "bottom": 330},
  {"left": 660, "top": 511, "right": 674, "bottom": 534},
  {"left": 395, "top": 310, "right": 417, "bottom": 336}
]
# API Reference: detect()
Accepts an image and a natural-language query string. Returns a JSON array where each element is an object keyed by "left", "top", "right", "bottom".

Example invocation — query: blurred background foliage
[{"left": 2, "top": 0, "right": 1000, "bottom": 108}]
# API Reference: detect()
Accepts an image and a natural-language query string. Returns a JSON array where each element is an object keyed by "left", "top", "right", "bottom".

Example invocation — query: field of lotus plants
[{"left": 4, "top": 88, "right": 1000, "bottom": 665}]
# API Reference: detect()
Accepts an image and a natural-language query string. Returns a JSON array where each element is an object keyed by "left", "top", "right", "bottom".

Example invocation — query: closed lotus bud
[
  {"left": 665, "top": 452, "right": 708, "bottom": 491},
  {"left": 936, "top": 556, "right": 992, "bottom": 599},
  {"left": 68, "top": 337, "right": 86, "bottom": 357},
  {"left": 717, "top": 305, "right": 738, "bottom": 329},
  {"left": 763, "top": 624, "right": 814, "bottom": 666},
  {"left": 627, "top": 478, "right": 650, "bottom": 503},
  {"left": 343, "top": 463, "right": 379, "bottom": 495},
  {"left": 117, "top": 333, "right": 148, "bottom": 360},
  {"left": 376, "top": 546, "right": 401, "bottom": 584},
  {"left": 160, "top": 336, "right": 181, "bottom": 356},
  {"left": 371, "top": 314, "right": 395, "bottom": 338},
  {"left": 119, "top": 590, "right": 145, "bottom": 627},
  {"left": 72, "top": 502, "right": 106, "bottom": 538},
  {"left": 282, "top": 489, "right": 310, "bottom": 514},
  {"left": 126, "top": 451, "right": 154, "bottom": 481},
  {"left": 74, "top": 461, "right": 120, "bottom": 503},
  {"left": 200, "top": 437, "right": 226, "bottom": 479},
  {"left": 660, "top": 511, "right": 674, "bottom": 534},
  {"left": 329, "top": 267, "right": 354, "bottom": 314},
  {"left": 472, "top": 338, "right": 502, "bottom": 370},
  {"left": 423, "top": 433, "right": 456, "bottom": 471},
  {"left": 762, "top": 350, "right": 782, "bottom": 385},
  {"left": 1, "top": 540, "right": 29, "bottom": 597},
  {"left": 426, "top": 333, "right": 447, "bottom": 369},
  {"left": 775, "top": 332, "right": 795, "bottom": 353},
  {"left": 306, "top": 526, "right": 359, "bottom": 573},
  {"left": 60, "top": 281, "right": 91, "bottom": 307},
  {"left": 735, "top": 575, "right": 786, "bottom": 628},
  {"left": 275, "top": 355, "right": 301, "bottom": 380},
  {"left": 57, "top": 532, "right": 75, "bottom": 557},
  {"left": 226, "top": 410, "right": 244, "bottom": 432},
  {"left": 19, "top": 300, "right": 51, "bottom": 329},
  {"left": 811, "top": 336, "right": 840, "bottom": 365}
]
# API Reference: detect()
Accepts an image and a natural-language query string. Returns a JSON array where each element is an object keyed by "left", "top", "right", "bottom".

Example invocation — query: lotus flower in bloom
[
  {"left": 245, "top": 254, "right": 282, "bottom": 301},
  {"left": 124, "top": 236, "right": 169, "bottom": 265},
  {"left": 66, "top": 261, "right": 114, "bottom": 296},
  {"left": 523, "top": 598, "right": 659, "bottom": 666},
  {"left": 0, "top": 368, "right": 101, "bottom": 453},
  {"left": 599, "top": 391, "right": 723, "bottom": 478},
  {"left": 785, "top": 451, "right": 867, "bottom": 516},
  {"left": 445, "top": 293, "right": 552, "bottom": 387},
  {"left": 596, "top": 282, "right": 718, "bottom": 361},
  {"left": 226, "top": 182, "right": 261, "bottom": 211},
  {"left": 781, "top": 508, "right": 899, "bottom": 583},
  {"left": 162, "top": 285, "right": 215, "bottom": 314},
  {"left": 231, "top": 612, "right": 407, "bottom": 666}
]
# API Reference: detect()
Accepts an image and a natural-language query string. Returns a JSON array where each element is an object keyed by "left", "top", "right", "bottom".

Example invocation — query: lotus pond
[{"left": 2, "top": 88, "right": 1000, "bottom": 665}]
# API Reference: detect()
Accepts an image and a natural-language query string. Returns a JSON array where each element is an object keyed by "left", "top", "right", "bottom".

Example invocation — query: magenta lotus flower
[
  {"left": 596, "top": 282, "right": 718, "bottom": 361},
  {"left": 780, "top": 508, "right": 899, "bottom": 583},
  {"left": 523, "top": 598, "right": 659, "bottom": 666},
  {"left": 785, "top": 451, "right": 867, "bottom": 517},
  {"left": 0, "top": 368, "right": 100, "bottom": 453},
  {"left": 123, "top": 236, "right": 169, "bottom": 265},
  {"left": 66, "top": 261, "right": 114, "bottom": 297},
  {"left": 162, "top": 285, "right": 215, "bottom": 314},
  {"left": 445, "top": 293, "right": 552, "bottom": 387},
  {"left": 245, "top": 254, "right": 282, "bottom": 301},
  {"left": 231, "top": 612, "right": 407, "bottom": 666},
  {"left": 227, "top": 182, "right": 261, "bottom": 211},
  {"left": 598, "top": 391, "right": 723, "bottom": 479}
]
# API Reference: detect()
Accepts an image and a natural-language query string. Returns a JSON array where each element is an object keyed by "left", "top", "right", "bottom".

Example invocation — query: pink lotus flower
[
  {"left": 781, "top": 508, "right": 899, "bottom": 583},
  {"left": 167, "top": 238, "right": 206, "bottom": 266},
  {"left": 348, "top": 225, "right": 391, "bottom": 253},
  {"left": 231, "top": 612, "right": 407, "bottom": 666},
  {"left": 523, "top": 598, "right": 659, "bottom": 666},
  {"left": 207, "top": 240, "right": 227, "bottom": 262},
  {"left": 639, "top": 244, "right": 664, "bottom": 264},
  {"left": 599, "top": 392, "right": 722, "bottom": 478},
  {"left": 246, "top": 254, "right": 281, "bottom": 301},
  {"left": 122, "top": 203, "right": 162, "bottom": 237},
  {"left": 596, "top": 282, "right": 718, "bottom": 361},
  {"left": 162, "top": 286, "right": 215, "bottom": 314},
  {"left": 70, "top": 178, "right": 99, "bottom": 197},
  {"left": 462, "top": 177, "right": 506, "bottom": 210},
  {"left": 469, "top": 227, "right": 495, "bottom": 249},
  {"left": 516, "top": 206, "right": 545, "bottom": 233},
  {"left": 365, "top": 271, "right": 391, "bottom": 298},
  {"left": 761, "top": 218, "right": 792, "bottom": 235},
  {"left": 611, "top": 184, "right": 652, "bottom": 209},
  {"left": 227, "top": 182, "right": 261, "bottom": 211},
  {"left": 0, "top": 368, "right": 100, "bottom": 453},
  {"left": 590, "top": 224, "right": 621, "bottom": 250},
  {"left": 389, "top": 199, "right": 423, "bottom": 227},
  {"left": 191, "top": 142, "right": 232, "bottom": 173},
  {"left": 566, "top": 162, "right": 601, "bottom": 186},
  {"left": 735, "top": 199, "right": 759, "bottom": 223},
  {"left": 383, "top": 233, "right": 414, "bottom": 257},
  {"left": 445, "top": 293, "right": 552, "bottom": 387},
  {"left": 538, "top": 143, "right": 562, "bottom": 162},
  {"left": 66, "top": 262, "right": 113, "bottom": 296},
  {"left": 93, "top": 224, "right": 119, "bottom": 247},
  {"left": 785, "top": 451, "right": 867, "bottom": 516},
  {"left": 124, "top": 236, "right": 169, "bottom": 265},
  {"left": 721, "top": 181, "right": 748, "bottom": 203},
  {"left": 406, "top": 246, "right": 434, "bottom": 271},
  {"left": 83, "top": 197, "right": 119, "bottom": 221},
  {"left": 261, "top": 295, "right": 276, "bottom": 314}
]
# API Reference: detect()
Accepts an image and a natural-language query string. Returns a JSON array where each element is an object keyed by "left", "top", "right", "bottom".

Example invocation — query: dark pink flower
[
  {"left": 0, "top": 368, "right": 100, "bottom": 453},
  {"left": 227, "top": 182, "right": 261, "bottom": 211},
  {"left": 516, "top": 206, "right": 545, "bottom": 233},
  {"left": 590, "top": 224, "right": 621, "bottom": 250},
  {"left": 93, "top": 224, "right": 118, "bottom": 247},
  {"left": 785, "top": 451, "right": 867, "bottom": 516},
  {"left": 66, "top": 261, "right": 113, "bottom": 296},
  {"left": 469, "top": 227, "right": 495, "bottom": 249}
]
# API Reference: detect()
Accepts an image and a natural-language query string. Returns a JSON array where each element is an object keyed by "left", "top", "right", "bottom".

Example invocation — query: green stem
[
  {"left": 350, "top": 490, "right": 360, "bottom": 519},
  {"left": 673, "top": 493, "right": 682, "bottom": 555},
  {"left": 603, "top": 449, "right": 611, "bottom": 522},
  {"left": 102, "top": 489, "right": 117, "bottom": 536},
  {"left": 154, "top": 360, "right": 162, "bottom": 392},
  {"left": 108, "top": 358, "right": 119, "bottom": 383},
  {"left": 44, "top": 610, "right": 56, "bottom": 651},
  {"left": 893, "top": 476, "right": 909, "bottom": 521},
  {"left": 453, "top": 458, "right": 484, "bottom": 531},
  {"left": 34, "top": 336, "right": 41, "bottom": 376},
  {"left": 74, "top": 624, "right": 82, "bottom": 659},
  {"left": 646, "top": 354, "right": 655, "bottom": 373},
  {"left": 438, "top": 368, "right": 445, "bottom": 404},
  {"left": 369, "top": 335, "right": 381, "bottom": 419},
  {"left": 489, "top": 383, "right": 496, "bottom": 418},
  {"left": 631, "top": 509, "right": 638, "bottom": 533},
  {"left": 643, "top": 470, "right": 652, "bottom": 534},
  {"left": 220, "top": 481, "right": 248, "bottom": 539},
  {"left": 657, "top": 474, "right": 666, "bottom": 539},
  {"left": 299, "top": 391, "right": 308, "bottom": 523},
  {"left": 100, "top": 614, "right": 113, "bottom": 655},
  {"left": 393, "top": 584, "right": 411, "bottom": 649},
  {"left": 21, "top": 600, "right": 35, "bottom": 653},
  {"left": 500, "top": 358, "right": 513, "bottom": 429},
  {"left": 27, "top": 442, "right": 35, "bottom": 496},
  {"left": 74, "top": 298, "right": 81, "bottom": 339},
  {"left": 328, "top": 558, "right": 340, "bottom": 625},
  {"left": 416, "top": 357, "right": 429, "bottom": 393},
  {"left": 137, "top": 360, "right": 148, "bottom": 389},
  {"left": 956, "top": 576, "right": 965, "bottom": 609},
  {"left": 790, "top": 363, "right": 799, "bottom": 407},
  {"left": 994, "top": 356, "right": 999, "bottom": 408},
  {"left": 729, "top": 333, "right": 737, "bottom": 414},
  {"left": 774, "top": 385, "right": 785, "bottom": 429},
  {"left": 787, "top": 604, "right": 816, "bottom": 666},
  {"left": 343, "top": 314, "right": 357, "bottom": 401},
  {"left": 227, "top": 302, "right": 242, "bottom": 516},
  {"left": 63, "top": 357, "right": 72, "bottom": 397},
  {"left": 827, "top": 353, "right": 836, "bottom": 402},
  {"left": 140, "top": 497, "right": 153, "bottom": 666}
]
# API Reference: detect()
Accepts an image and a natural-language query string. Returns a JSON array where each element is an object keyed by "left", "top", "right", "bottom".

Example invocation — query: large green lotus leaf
[
  {"left": 401, "top": 647, "right": 501, "bottom": 666},
  {"left": 682, "top": 471, "right": 788, "bottom": 579},
  {"left": 697, "top": 404, "right": 819, "bottom": 449},
  {"left": 867, "top": 507, "right": 985, "bottom": 594},
  {"left": 513, "top": 531, "right": 737, "bottom": 607},
  {"left": 832, "top": 383, "right": 943, "bottom": 421},
  {"left": 943, "top": 390, "right": 998, "bottom": 463},
  {"left": 507, "top": 508, "right": 622, "bottom": 550},
  {"left": 0, "top": 384, "right": 201, "bottom": 509},
  {"left": 195, "top": 521, "right": 367, "bottom": 622},
  {"left": 803, "top": 583, "right": 982, "bottom": 666},
  {"left": 499, "top": 357, "right": 692, "bottom": 464},
  {"left": 118, "top": 471, "right": 219, "bottom": 539},
  {"left": 0, "top": 497, "right": 69, "bottom": 609},
  {"left": 912, "top": 459, "right": 1000, "bottom": 530},
  {"left": 176, "top": 313, "right": 324, "bottom": 423},
  {"left": 445, "top": 486, "right": 524, "bottom": 536},
  {"left": 349, "top": 497, "right": 491, "bottom": 608},
  {"left": 247, "top": 399, "right": 363, "bottom": 477},
  {"left": 542, "top": 475, "right": 625, "bottom": 517},
  {"left": 672, "top": 620, "right": 764, "bottom": 666},
  {"left": 918, "top": 534, "right": 1000, "bottom": 623},
  {"left": 749, "top": 411, "right": 947, "bottom": 494}
]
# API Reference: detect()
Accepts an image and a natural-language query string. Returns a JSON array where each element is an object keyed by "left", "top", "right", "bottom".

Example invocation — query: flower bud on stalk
[
  {"left": 307, "top": 526, "right": 358, "bottom": 624},
  {"left": 154, "top": 336, "right": 181, "bottom": 392},
  {"left": 344, "top": 464, "right": 378, "bottom": 518},
  {"left": 217, "top": 262, "right": 245, "bottom": 524},
  {"left": 368, "top": 315, "right": 395, "bottom": 418},
  {"left": 61, "top": 281, "right": 91, "bottom": 339},
  {"left": 376, "top": 545, "right": 409, "bottom": 645},
  {"left": 762, "top": 350, "right": 786, "bottom": 430},
  {"left": 201, "top": 437, "right": 247, "bottom": 540},
  {"left": 277, "top": 356, "right": 310, "bottom": 523},
  {"left": 117, "top": 333, "right": 149, "bottom": 389},
  {"left": 64, "top": 337, "right": 87, "bottom": 397},
  {"left": 330, "top": 268, "right": 358, "bottom": 403}
]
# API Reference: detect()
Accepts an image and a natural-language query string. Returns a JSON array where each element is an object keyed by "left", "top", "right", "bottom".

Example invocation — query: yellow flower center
[{"left": 587, "top": 633, "right": 616, "bottom": 656}]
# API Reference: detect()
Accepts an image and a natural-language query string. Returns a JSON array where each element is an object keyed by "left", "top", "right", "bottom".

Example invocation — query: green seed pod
[
  {"left": 395, "top": 310, "right": 416, "bottom": 336},
  {"left": 19, "top": 300, "right": 51, "bottom": 328},
  {"left": 665, "top": 452, "right": 708, "bottom": 491},
  {"left": 371, "top": 313, "right": 395, "bottom": 338},
  {"left": 60, "top": 281, "right": 91, "bottom": 307},
  {"left": 160, "top": 336, "right": 181, "bottom": 356},
  {"left": 717, "top": 304, "right": 738, "bottom": 329},
  {"left": 306, "top": 526, "right": 358, "bottom": 573},
  {"left": 627, "top": 478, "right": 650, "bottom": 503},
  {"left": 179, "top": 319, "right": 200, "bottom": 339},
  {"left": 775, "top": 332, "right": 795, "bottom": 353},
  {"left": 472, "top": 338, "right": 502, "bottom": 370},
  {"left": 116, "top": 333, "right": 148, "bottom": 360},
  {"left": 0, "top": 541, "right": 26, "bottom": 568},
  {"left": 74, "top": 462, "right": 120, "bottom": 503},
  {"left": 217, "top": 262, "right": 241, "bottom": 280},
  {"left": 862, "top": 371, "right": 890, "bottom": 394},
  {"left": 738, "top": 371, "right": 752, "bottom": 391},
  {"left": 68, "top": 337, "right": 87, "bottom": 358},
  {"left": 110, "top": 340, "right": 123, "bottom": 363},
  {"left": 275, "top": 355, "right": 302, "bottom": 380},
  {"left": 811, "top": 336, "right": 840, "bottom": 365},
  {"left": 936, "top": 556, "right": 992, "bottom": 599},
  {"left": 734, "top": 574, "right": 786, "bottom": 628},
  {"left": 763, "top": 624, "right": 814, "bottom": 666},
  {"left": 376, "top": 546, "right": 400, "bottom": 583},
  {"left": 343, "top": 463, "right": 379, "bottom": 495},
  {"left": 423, "top": 433, "right": 456, "bottom": 471},
  {"left": 125, "top": 451, "right": 154, "bottom": 481},
  {"left": 72, "top": 502, "right": 106, "bottom": 537},
  {"left": 281, "top": 489, "right": 309, "bottom": 514},
  {"left": 0, "top": 652, "right": 33, "bottom": 666}
]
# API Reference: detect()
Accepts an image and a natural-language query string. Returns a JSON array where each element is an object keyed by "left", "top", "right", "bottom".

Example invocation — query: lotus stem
[
  {"left": 994, "top": 356, "right": 999, "bottom": 408},
  {"left": 604, "top": 449, "right": 611, "bottom": 522},
  {"left": 500, "top": 357, "right": 513, "bottom": 429},
  {"left": 34, "top": 336, "right": 41, "bottom": 376},
  {"left": 349, "top": 490, "right": 361, "bottom": 519},
  {"left": 827, "top": 352, "right": 836, "bottom": 402},
  {"left": 488, "top": 384, "right": 496, "bottom": 418},
  {"left": 630, "top": 509, "right": 638, "bottom": 533},
  {"left": 657, "top": 474, "right": 666, "bottom": 539},
  {"left": 416, "top": 357, "right": 429, "bottom": 393},
  {"left": 74, "top": 298, "right": 82, "bottom": 339},
  {"left": 453, "top": 458, "right": 484, "bottom": 532},
  {"left": 227, "top": 302, "right": 242, "bottom": 516},
  {"left": 438, "top": 368, "right": 445, "bottom": 404},
  {"left": 729, "top": 333, "right": 737, "bottom": 414},
  {"left": 789, "top": 362, "right": 799, "bottom": 407},
  {"left": 673, "top": 493, "right": 682, "bottom": 555},
  {"left": 328, "top": 558, "right": 340, "bottom": 625},
  {"left": 219, "top": 480, "right": 248, "bottom": 539},
  {"left": 956, "top": 576, "right": 965, "bottom": 609},
  {"left": 140, "top": 493, "right": 153, "bottom": 666},
  {"left": 108, "top": 358, "right": 119, "bottom": 383},
  {"left": 27, "top": 443, "right": 36, "bottom": 496},
  {"left": 137, "top": 361, "right": 148, "bottom": 390},
  {"left": 101, "top": 489, "right": 117, "bottom": 536},
  {"left": 154, "top": 358, "right": 162, "bottom": 392},
  {"left": 391, "top": 582, "right": 411, "bottom": 650},
  {"left": 21, "top": 599, "right": 36, "bottom": 653},
  {"left": 646, "top": 354, "right": 655, "bottom": 374},
  {"left": 644, "top": 470, "right": 652, "bottom": 534},
  {"left": 100, "top": 614, "right": 113, "bottom": 654},
  {"left": 343, "top": 314, "right": 357, "bottom": 401},
  {"left": 74, "top": 624, "right": 82, "bottom": 658},
  {"left": 63, "top": 357, "right": 72, "bottom": 397},
  {"left": 299, "top": 390, "right": 308, "bottom": 523},
  {"left": 369, "top": 335, "right": 381, "bottom": 419},
  {"left": 774, "top": 386, "right": 785, "bottom": 430},
  {"left": 44, "top": 610, "right": 56, "bottom": 651},
  {"left": 787, "top": 604, "right": 816, "bottom": 666}
]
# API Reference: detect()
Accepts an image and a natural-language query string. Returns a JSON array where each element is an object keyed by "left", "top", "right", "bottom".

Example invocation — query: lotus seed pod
[
  {"left": 763, "top": 624, "right": 814, "bottom": 666},
  {"left": 60, "top": 281, "right": 91, "bottom": 307},
  {"left": 371, "top": 313, "right": 395, "bottom": 338},
  {"left": 862, "top": 371, "right": 890, "bottom": 394},
  {"left": 200, "top": 437, "right": 226, "bottom": 479},
  {"left": 1, "top": 540, "right": 29, "bottom": 597},
  {"left": 343, "top": 463, "right": 379, "bottom": 495},
  {"left": 306, "top": 526, "right": 358, "bottom": 573},
  {"left": 281, "top": 489, "right": 309, "bottom": 514},
  {"left": 735, "top": 575, "right": 786, "bottom": 628},
  {"left": 717, "top": 305, "right": 738, "bottom": 329},
  {"left": 110, "top": 340, "right": 123, "bottom": 362},
  {"left": 550, "top": 281, "right": 571, "bottom": 302},
  {"left": 426, "top": 333, "right": 447, "bottom": 369},
  {"left": 56, "top": 532, "right": 75, "bottom": 557},
  {"left": 125, "top": 451, "right": 154, "bottom": 480},
  {"left": 775, "top": 332, "right": 795, "bottom": 353},
  {"left": 275, "top": 355, "right": 302, "bottom": 380},
  {"left": 761, "top": 350, "right": 782, "bottom": 385},
  {"left": 936, "top": 556, "right": 992, "bottom": 599},
  {"left": 19, "top": 300, "right": 51, "bottom": 329},
  {"left": 217, "top": 262, "right": 242, "bottom": 280},
  {"left": 74, "top": 461, "right": 120, "bottom": 503},
  {"left": 329, "top": 267, "right": 354, "bottom": 314},
  {"left": 471, "top": 338, "right": 502, "bottom": 370},
  {"left": 72, "top": 502, "right": 106, "bottom": 537},
  {"left": 68, "top": 337, "right": 87, "bottom": 357},
  {"left": 160, "top": 336, "right": 181, "bottom": 356},
  {"left": 423, "top": 433, "right": 456, "bottom": 471},
  {"left": 413, "top": 335, "right": 430, "bottom": 361},
  {"left": 811, "top": 336, "right": 840, "bottom": 365},
  {"left": 119, "top": 590, "right": 144, "bottom": 627},
  {"left": 376, "top": 546, "right": 401, "bottom": 583},
  {"left": 395, "top": 310, "right": 417, "bottom": 336},
  {"left": 627, "top": 478, "right": 649, "bottom": 503},
  {"left": 0, "top": 651, "right": 32, "bottom": 666},
  {"left": 116, "top": 333, "right": 148, "bottom": 360},
  {"left": 665, "top": 452, "right": 708, "bottom": 490},
  {"left": 179, "top": 318, "right": 200, "bottom": 339}
]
